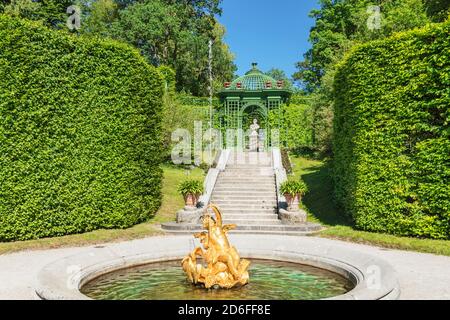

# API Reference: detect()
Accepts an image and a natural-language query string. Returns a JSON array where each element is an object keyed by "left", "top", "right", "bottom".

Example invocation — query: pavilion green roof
[{"left": 223, "top": 63, "right": 290, "bottom": 91}]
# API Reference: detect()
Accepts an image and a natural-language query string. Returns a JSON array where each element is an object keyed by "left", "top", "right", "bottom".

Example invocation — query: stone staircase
[
  {"left": 161, "top": 152, "right": 322, "bottom": 235},
  {"left": 212, "top": 154, "right": 281, "bottom": 228}
]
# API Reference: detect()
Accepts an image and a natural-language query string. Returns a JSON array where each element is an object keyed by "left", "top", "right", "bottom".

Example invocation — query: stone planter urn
[
  {"left": 279, "top": 180, "right": 309, "bottom": 225},
  {"left": 178, "top": 179, "right": 204, "bottom": 211},
  {"left": 284, "top": 193, "right": 301, "bottom": 212},
  {"left": 184, "top": 193, "right": 200, "bottom": 209}
]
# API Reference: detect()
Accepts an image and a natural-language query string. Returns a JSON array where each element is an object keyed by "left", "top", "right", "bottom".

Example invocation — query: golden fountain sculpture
[{"left": 182, "top": 205, "right": 251, "bottom": 289}]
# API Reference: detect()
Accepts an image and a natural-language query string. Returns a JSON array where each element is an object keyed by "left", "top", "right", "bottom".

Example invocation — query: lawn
[
  {"left": 290, "top": 155, "right": 450, "bottom": 257},
  {"left": 0, "top": 165, "right": 205, "bottom": 255}
]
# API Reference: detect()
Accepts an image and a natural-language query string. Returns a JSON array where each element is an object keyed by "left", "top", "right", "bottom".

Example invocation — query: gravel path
[{"left": 0, "top": 236, "right": 449, "bottom": 300}]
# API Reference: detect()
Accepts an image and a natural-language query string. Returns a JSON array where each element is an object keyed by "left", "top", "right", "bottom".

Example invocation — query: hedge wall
[
  {"left": 0, "top": 15, "right": 164, "bottom": 241},
  {"left": 333, "top": 20, "right": 449, "bottom": 239},
  {"left": 269, "top": 104, "right": 314, "bottom": 151}
]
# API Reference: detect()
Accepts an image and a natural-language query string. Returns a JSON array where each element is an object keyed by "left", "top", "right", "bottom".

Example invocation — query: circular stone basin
[
  {"left": 81, "top": 260, "right": 354, "bottom": 300},
  {"left": 35, "top": 235, "right": 400, "bottom": 300}
]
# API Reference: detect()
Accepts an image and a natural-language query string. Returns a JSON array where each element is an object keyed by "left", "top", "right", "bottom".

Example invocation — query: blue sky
[{"left": 218, "top": 0, "right": 319, "bottom": 79}]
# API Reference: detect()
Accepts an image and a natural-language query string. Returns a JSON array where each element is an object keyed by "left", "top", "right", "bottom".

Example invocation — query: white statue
[{"left": 249, "top": 119, "right": 260, "bottom": 152}]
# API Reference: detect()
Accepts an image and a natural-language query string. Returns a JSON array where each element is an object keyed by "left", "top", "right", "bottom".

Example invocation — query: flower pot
[
  {"left": 284, "top": 193, "right": 301, "bottom": 212},
  {"left": 184, "top": 193, "right": 199, "bottom": 209}
]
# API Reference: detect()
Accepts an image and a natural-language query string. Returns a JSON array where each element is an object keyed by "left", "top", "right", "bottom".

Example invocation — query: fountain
[
  {"left": 77, "top": 206, "right": 356, "bottom": 300},
  {"left": 35, "top": 205, "right": 400, "bottom": 300},
  {"left": 182, "top": 205, "right": 250, "bottom": 289}
]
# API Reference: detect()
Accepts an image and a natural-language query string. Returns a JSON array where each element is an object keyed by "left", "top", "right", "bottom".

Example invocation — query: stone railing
[
  {"left": 272, "top": 148, "right": 288, "bottom": 210},
  {"left": 177, "top": 149, "right": 231, "bottom": 224}
]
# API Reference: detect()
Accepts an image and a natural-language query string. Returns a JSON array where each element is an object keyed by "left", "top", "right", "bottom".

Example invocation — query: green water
[{"left": 81, "top": 260, "right": 353, "bottom": 300}]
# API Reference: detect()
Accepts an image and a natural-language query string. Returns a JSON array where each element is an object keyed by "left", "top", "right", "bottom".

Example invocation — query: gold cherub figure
[{"left": 182, "top": 205, "right": 251, "bottom": 289}]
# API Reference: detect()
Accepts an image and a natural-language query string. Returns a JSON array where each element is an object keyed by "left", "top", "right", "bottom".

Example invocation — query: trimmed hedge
[
  {"left": 269, "top": 104, "right": 314, "bottom": 151},
  {"left": 333, "top": 20, "right": 449, "bottom": 239},
  {"left": 0, "top": 15, "right": 164, "bottom": 241}
]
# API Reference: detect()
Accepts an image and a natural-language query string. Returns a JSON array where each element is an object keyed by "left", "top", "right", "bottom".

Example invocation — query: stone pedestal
[
  {"left": 279, "top": 209, "right": 307, "bottom": 225},
  {"left": 176, "top": 207, "right": 203, "bottom": 224},
  {"left": 249, "top": 133, "right": 258, "bottom": 152}
]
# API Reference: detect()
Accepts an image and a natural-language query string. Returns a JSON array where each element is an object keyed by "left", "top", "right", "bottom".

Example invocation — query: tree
[
  {"left": 424, "top": 0, "right": 450, "bottom": 22},
  {"left": 81, "top": 0, "right": 118, "bottom": 37},
  {"left": 110, "top": 0, "right": 235, "bottom": 96},
  {"left": 265, "top": 68, "right": 294, "bottom": 90},
  {"left": 294, "top": 0, "right": 431, "bottom": 91},
  {"left": 1, "top": 0, "right": 74, "bottom": 28},
  {"left": 293, "top": 0, "right": 433, "bottom": 155}
]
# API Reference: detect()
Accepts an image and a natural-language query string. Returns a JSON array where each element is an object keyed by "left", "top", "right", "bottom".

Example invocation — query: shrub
[
  {"left": 0, "top": 15, "right": 164, "bottom": 241},
  {"left": 281, "top": 149, "right": 293, "bottom": 174},
  {"left": 177, "top": 180, "right": 204, "bottom": 197},
  {"left": 280, "top": 180, "right": 308, "bottom": 197},
  {"left": 333, "top": 20, "right": 450, "bottom": 239}
]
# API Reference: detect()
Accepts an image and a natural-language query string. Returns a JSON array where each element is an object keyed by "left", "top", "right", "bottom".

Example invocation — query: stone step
[
  {"left": 212, "top": 192, "right": 276, "bottom": 197},
  {"left": 220, "top": 170, "right": 273, "bottom": 173},
  {"left": 228, "top": 157, "right": 272, "bottom": 162},
  {"left": 221, "top": 214, "right": 279, "bottom": 220},
  {"left": 223, "top": 167, "right": 273, "bottom": 171},
  {"left": 161, "top": 222, "right": 323, "bottom": 233},
  {"left": 164, "top": 229, "right": 316, "bottom": 236},
  {"left": 217, "top": 182, "right": 274, "bottom": 186},
  {"left": 216, "top": 181, "right": 275, "bottom": 189},
  {"left": 213, "top": 187, "right": 276, "bottom": 192},
  {"left": 227, "top": 164, "right": 273, "bottom": 168},
  {"left": 211, "top": 200, "right": 278, "bottom": 206},
  {"left": 222, "top": 169, "right": 275, "bottom": 177},
  {"left": 219, "top": 175, "right": 275, "bottom": 179},
  {"left": 222, "top": 219, "right": 282, "bottom": 226},
  {"left": 213, "top": 204, "right": 278, "bottom": 209},
  {"left": 212, "top": 195, "right": 277, "bottom": 200},
  {"left": 212, "top": 205, "right": 278, "bottom": 211},
  {"left": 219, "top": 209, "right": 277, "bottom": 215},
  {"left": 226, "top": 166, "right": 273, "bottom": 169},
  {"left": 228, "top": 156, "right": 273, "bottom": 159},
  {"left": 216, "top": 181, "right": 274, "bottom": 185},
  {"left": 214, "top": 203, "right": 278, "bottom": 209}
]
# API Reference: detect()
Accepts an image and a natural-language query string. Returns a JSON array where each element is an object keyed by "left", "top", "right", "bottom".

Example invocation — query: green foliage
[
  {"left": 158, "top": 65, "right": 177, "bottom": 94},
  {"left": 294, "top": 0, "right": 434, "bottom": 155},
  {"left": 424, "top": 0, "right": 450, "bottom": 22},
  {"left": 265, "top": 68, "right": 293, "bottom": 90},
  {"left": 269, "top": 104, "right": 313, "bottom": 151},
  {"left": 1, "top": 0, "right": 73, "bottom": 28},
  {"left": 280, "top": 180, "right": 309, "bottom": 197},
  {"left": 309, "top": 90, "right": 334, "bottom": 156},
  {"left": 177, "top": 180, "right": 204, "bottom": 196},
  {"left": 80, "top": 0, "right": 118, "bottom": 37},
  {"left": 333, "top": 20, "right": 450, "bottom": 239},
  {"left": 160, "top": 89, "right": 210, "bottom": 161},
  {"left": 281, "top": 149, "right": 293, "bottom": 174},
  {"left": 0, "top": 15, "right": 164, "bottom": 241},
  {"left": 103, "top": 0, "right": 235, "bottom": 96},
  {"left": 294, "top": 0, "right": 431, "bottom": 91}
]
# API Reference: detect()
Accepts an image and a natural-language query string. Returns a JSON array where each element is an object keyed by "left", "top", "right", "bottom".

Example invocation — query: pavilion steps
[{"left": 162, "top": 151, "right": 322, "bottom": 236}]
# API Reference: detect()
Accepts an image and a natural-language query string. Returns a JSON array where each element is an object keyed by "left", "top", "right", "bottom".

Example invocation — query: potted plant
[
  {"left": 177, "top": 180, "right": 204, "bottom": 209},
  {"left": 280, "top": 180, "right": 308, "bottom": 212}
]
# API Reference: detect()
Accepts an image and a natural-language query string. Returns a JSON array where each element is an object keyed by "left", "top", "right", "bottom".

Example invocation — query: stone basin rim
[{"left": 35, "top": 235, "right": 400, "bottom": 301}]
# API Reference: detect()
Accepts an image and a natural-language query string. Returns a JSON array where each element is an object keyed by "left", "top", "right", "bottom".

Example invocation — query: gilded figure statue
[{"left": 182, "top": 205, "right": 251, "bottom": 289}]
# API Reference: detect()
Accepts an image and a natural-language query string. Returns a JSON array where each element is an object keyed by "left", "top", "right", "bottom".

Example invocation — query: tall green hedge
[
  {"left": 269, "top": 104, "right": 314, "bottom": 151},
  {"left": 333, "top": 20, "right": 449, "bottom": 239},
  {"left": 0, "top": 15, "right": 164, "bottom": 241}
]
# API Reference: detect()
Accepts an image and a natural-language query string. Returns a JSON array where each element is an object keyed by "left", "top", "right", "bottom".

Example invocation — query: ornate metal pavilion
[{"left": 217, "top": 63, "right": 292, "bottom": 148}]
